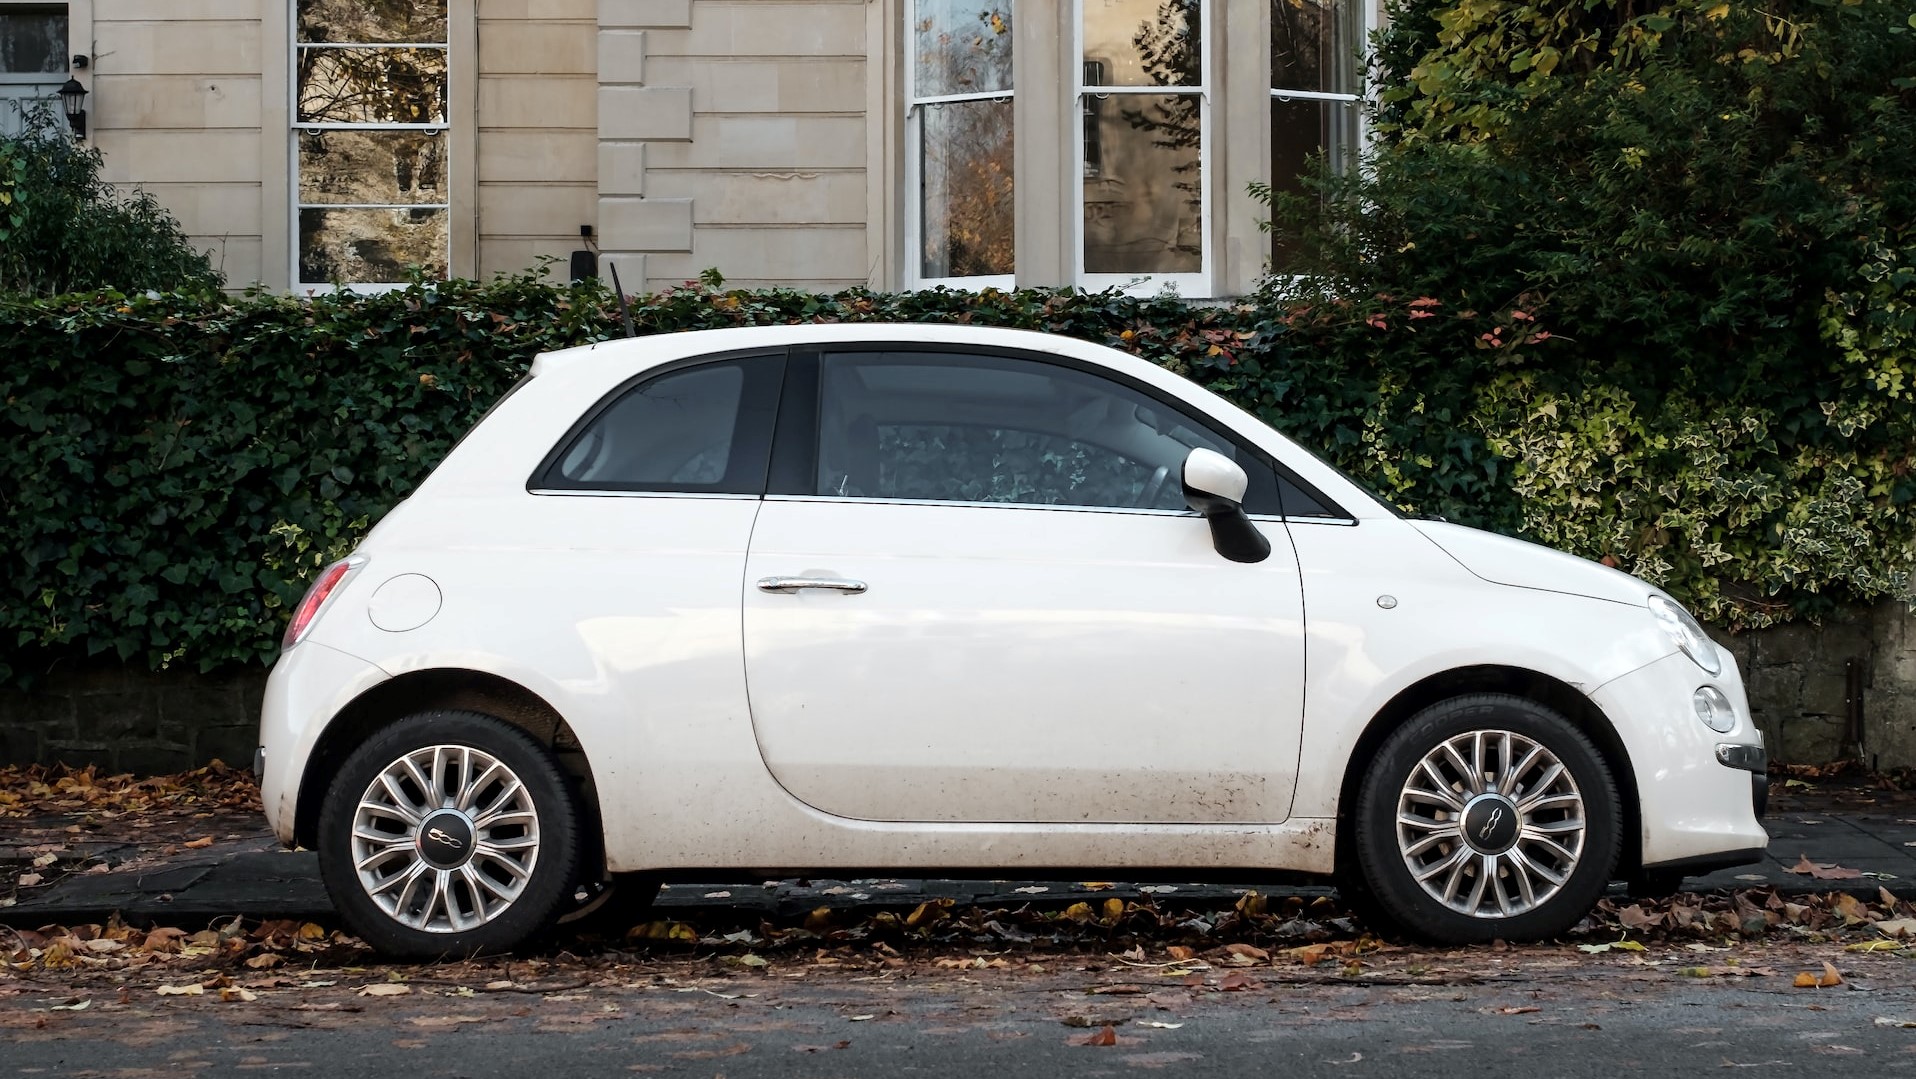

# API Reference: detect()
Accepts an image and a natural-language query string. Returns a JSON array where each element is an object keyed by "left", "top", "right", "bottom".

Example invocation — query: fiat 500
[{"left": 258, "top": 324, "right": 1768, "bottom": 957}]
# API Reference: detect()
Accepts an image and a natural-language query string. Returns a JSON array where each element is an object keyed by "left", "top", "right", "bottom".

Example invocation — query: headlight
[{"left": 1649, "top": 594, "right": 1721, "bottom": 676}]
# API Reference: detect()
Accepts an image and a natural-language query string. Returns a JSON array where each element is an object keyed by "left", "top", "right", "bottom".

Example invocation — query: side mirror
[{"left": 1181, "top": 448, "right": 1271, "bottom": 564}]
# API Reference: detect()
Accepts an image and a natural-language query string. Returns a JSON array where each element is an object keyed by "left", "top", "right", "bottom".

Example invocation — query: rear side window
[{"left": 533, "top": 354, "right": 782, "bottom": 493}]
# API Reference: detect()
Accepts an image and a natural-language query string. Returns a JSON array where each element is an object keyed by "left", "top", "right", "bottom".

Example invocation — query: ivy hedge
[{"left": 1, "top": 272, "right": 1912, "bottom": 684}]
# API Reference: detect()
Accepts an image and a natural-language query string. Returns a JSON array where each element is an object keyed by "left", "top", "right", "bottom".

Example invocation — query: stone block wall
[
  {"left": 0, "top": 665, "right": 268, "bottom": 776},
  {"left": 2, "top": 602, "right": 1913, "bottom": 775},
  {"left": 1712, "top": 602, "right": 1916, "bottom": 768}
]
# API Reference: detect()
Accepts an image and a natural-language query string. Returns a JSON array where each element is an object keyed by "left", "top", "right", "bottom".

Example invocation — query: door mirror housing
[{"left": 1181, "top": 449, "right": 1271, "bottom": 564}]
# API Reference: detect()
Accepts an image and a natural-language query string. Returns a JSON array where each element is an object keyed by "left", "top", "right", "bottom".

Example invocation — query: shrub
[
  {"left": 0, "top": 104, "right": 222, "bottom": 296},
  {"left": 1256, "top": 0, "right": 1916, "bottom": 625},
  {"left": 1, "top": 272, "right": 1911, "bottom": 685}
]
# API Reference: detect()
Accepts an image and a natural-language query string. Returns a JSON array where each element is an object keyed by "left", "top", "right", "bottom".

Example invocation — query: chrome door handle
[{"left": 756, "top": 575, "right": 868, "bottom": 595}]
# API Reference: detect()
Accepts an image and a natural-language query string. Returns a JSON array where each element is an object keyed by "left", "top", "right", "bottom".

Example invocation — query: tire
[
  {"left": 318, "top": 710, "right": 584, "bottom": 959},
  {"left": 1353, "top": 694, "right": 1621, "bottom": 944},
  {"left": 557, "top": 874, "right": 663, "bottom": 936}
]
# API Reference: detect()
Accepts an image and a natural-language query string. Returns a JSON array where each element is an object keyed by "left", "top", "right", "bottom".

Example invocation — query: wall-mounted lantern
[{"left": 59, "top": 78, "right": 87, "bottom": 139}]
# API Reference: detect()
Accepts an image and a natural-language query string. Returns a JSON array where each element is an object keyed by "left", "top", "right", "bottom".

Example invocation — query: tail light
[{"left": 282, "top": 556, "right": 365, "bottom": 649}]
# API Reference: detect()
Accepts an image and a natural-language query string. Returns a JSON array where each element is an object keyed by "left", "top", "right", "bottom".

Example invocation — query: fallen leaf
[
  {"left": 1166, "top": 946, "right": 1196, "bottom": 962},
  {"left": 1495, "top": 1006, "right": 1541, "bottom": 1015},
  {"left": 16, "top": 873, "right": 42, "bottom": 887},
  {"left": 1137, "top": 1021, "right": 1184, "bottom": 1029},
  {"left": 1875, "top": 918, "right": 1916, "bottom": 939},
  {"left": 1617, "top": 904, "right": 1661, "bottom": 931},
  {"left": 1834, "top": 894, "right": 1870, "bottom": 925},
  {"left": 411, "top": 1016, "right": 491, "bottom": 1030},
  {"left": 1223, "top": 943, "right": 1269, "bottom": 964},
  {"left": 31, "top": 853, "right": 56, "bottom": 868},
  {"left": 183, "top": 836, "right": 214, "bottom": 849},
  {"left": 848, "top": 1014, "right": 875, "bottom": 1022},
  {"left": 1789, "top": 855, "right": 1864, "bottom": 880},
  {"left": 1579, "top": 939, "right": 1646, "bottom": 954},
  {"left": 156, "top": 984, "right": 204, "bottom": 996},
  {"left": 1874, "top": 1017, "right": 1916, "bottom": 1029},
  {"left": 48, "top": 999, "right": 89, "bottom": 1011},
  {"left": 219, "top": 987, "right": 257, "bottom": 1003},
  {"left": 1069, "top": 1025, "right": 1119, "bottom": 1047},
  {"left": 359, "top": 984, "right": 412, "bottom": 997},
  {"left": 1794, "top": 963, "right": 1844, "bottom": 989}
]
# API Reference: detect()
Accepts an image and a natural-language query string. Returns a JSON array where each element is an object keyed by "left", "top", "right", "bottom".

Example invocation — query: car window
[
  {"left": 814, "top": 351, "right": 1269, "bottom": 512},
  {"left": 1277, "top": 474, "right": 1341, "bottom": 518},
  {"left": 535, "top": 355, "right": 781, "bottom": 493}
]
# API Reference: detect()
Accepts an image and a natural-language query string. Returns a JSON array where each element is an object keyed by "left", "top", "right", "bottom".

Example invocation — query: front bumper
[{"left": 1589, "top": 651, "right": 1769, "bottom": 870}]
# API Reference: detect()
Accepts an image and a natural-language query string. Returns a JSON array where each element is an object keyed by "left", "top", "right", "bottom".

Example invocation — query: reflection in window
[
  {"left": 551, "top": 364, "right": 743, "bottom": 488},
  {"left": 817, "top": 352, "right": 1236, "bottom": 510},
  {"left": 1081, "top": 0, "right": 1204, "bottom": 279},
  {"left": 294, "top": 0, "right": 450, "bottom": 287},
  {"left": 0, "top": 7, "right": 66, "bottom": 74},
  {"left": 909, "top": 0, "right": 1014, "bottom": 282},
  {"left": 1269, "top": 0, "right": 1361, "bottom": 268}
]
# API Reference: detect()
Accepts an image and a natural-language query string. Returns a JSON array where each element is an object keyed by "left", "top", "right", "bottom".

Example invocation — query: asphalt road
[{"left": 10, "top": 963, "right": 1916, "bottom": 1076}]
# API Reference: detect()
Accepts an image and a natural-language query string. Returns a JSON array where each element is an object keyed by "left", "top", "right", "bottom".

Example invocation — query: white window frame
[
  {"left": 903, "top": 0, "right": 1016, "bottom": 291},
  {"left": 289, "top": 29, "right": 452, "bottom": 294},
  {"left": 1074, "top": 0, "right": 1211, "bottom": 297},
  {"left": 0, "top": 2, "right": 70, "bottom": 138}
]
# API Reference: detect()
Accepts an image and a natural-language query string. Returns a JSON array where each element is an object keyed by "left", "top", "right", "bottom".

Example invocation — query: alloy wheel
[
  {"left": 350, "top": 744, "right": 542, "bottom": 934},
  {"left": 1394, "top": 729, "right": 1586, "bottom": 919}
]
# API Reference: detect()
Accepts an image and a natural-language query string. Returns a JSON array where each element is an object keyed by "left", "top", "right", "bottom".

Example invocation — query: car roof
[{"left": 528, "top": 323, "right": 1134, "bottom": 378}]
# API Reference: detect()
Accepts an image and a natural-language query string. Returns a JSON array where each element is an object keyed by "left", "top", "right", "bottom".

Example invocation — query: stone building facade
[{"left": 1, "top": 0, "right": 1369, "bottom": 296}]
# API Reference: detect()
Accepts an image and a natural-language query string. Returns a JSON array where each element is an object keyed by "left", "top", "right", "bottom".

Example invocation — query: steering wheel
[{"left": 1136, "top": 463, "right": 1173, "bottom": 509}]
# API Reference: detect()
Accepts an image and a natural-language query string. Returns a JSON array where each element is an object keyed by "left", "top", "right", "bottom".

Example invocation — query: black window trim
[
  {"left": 526, "top": 346, "right": 789, "bottom": 496},
  {"left": 767, "top": 342, "right": 1354, "bottom": 521}
]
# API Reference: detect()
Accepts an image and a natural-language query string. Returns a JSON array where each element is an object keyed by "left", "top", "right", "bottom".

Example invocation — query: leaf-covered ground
[{"left": 4, "top": 762, "right": 1915, "bottom": 998}]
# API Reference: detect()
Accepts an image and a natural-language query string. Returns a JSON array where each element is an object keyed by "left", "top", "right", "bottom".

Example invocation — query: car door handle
[{"left": 756, "top": 575, "right": 868, "bottom": 595}]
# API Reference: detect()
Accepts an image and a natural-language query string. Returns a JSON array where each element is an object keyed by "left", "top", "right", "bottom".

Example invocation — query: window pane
[
  {"left": 920, "top": 98, "right": 1013, "bottom": 279},
  {"left": 1083, "top": 93, "right": 1201, "bottom": 274},
  {"left": 298, "top": 0, "right": 448, "bottom": 44},
  {"left": 297, "top": 47, "right": 447, "bottom": 124},
  {"left": 913, "top": 0, "right": 1012, "bottom": 97},
  {"left": 548, "top": 365, "right": 745, "bottom": 488},
  {"left": 299, "top": 130, "right": 444, "bottom": 205},
  {"left": 1270, "top": 96, "right": 1359, "bottom": 195},
  {"left": 1269, "top": 97, "right": 1359, "bottom": 268},
  {"left": 817, "top": 353, "right": 1234, "bottom": 509},
  {"left": 1270, "top": 0, "right": 1358, "bottom": 95},
  {"left": 0, "top": 10, "right": 67, "bottom": 74},
  {"left": 1082, "top": 0, "right": 1200, "bottom": 88},
  {"left": 299, "top": 207, "right": 449, "bottom": 284}
]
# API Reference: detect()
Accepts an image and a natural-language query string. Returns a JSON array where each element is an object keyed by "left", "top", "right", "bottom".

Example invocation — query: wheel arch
[
  {"left": 1332, "top": 665, "right": 1643, "bottom": 883},
  {"left": 293, "top": 669, "right": 605, "bottom": 870}
]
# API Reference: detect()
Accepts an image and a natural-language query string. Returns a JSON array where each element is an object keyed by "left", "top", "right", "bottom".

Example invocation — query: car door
[{"left": 742, "top": 347, "right": 1307, "bottom": 825}]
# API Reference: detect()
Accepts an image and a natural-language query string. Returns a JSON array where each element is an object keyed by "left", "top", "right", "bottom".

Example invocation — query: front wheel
[
  {"left": 318, "top": 710, "right": 584, "bottom": 959},
  {"left": 1353, "top": 694, "right": 1621, "bottom": 943}
]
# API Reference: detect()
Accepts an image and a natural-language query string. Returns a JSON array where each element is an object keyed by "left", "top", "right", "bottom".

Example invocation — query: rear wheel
[
  {"left": 1354, "top": 694, "right": 1621, "bottom": 943},
  {"left": 558, "top": 874, "right": 663, "bottom": 936},
  {"left": 318, "top": 710, "right": 583, "bottom": 959}
]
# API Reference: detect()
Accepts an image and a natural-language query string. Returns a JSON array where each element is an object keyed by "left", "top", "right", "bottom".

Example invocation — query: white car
[{"left": 257, "top": 324, "right": 1769, "bottom": 957}]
